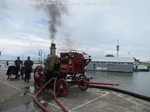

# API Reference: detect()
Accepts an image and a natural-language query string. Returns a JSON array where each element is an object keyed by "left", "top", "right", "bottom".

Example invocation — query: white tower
[{"left": 116, "top": 39, "right": 119, "bottom": 57}]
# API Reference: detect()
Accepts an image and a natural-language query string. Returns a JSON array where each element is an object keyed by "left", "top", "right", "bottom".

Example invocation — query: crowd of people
[{"left": 10, "top": 56, "right": 34, "bottom": 83}]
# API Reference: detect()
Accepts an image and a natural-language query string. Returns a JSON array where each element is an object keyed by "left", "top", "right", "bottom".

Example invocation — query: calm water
[{"left": 85, "top": 71, "right": 150, "bottom": 97}]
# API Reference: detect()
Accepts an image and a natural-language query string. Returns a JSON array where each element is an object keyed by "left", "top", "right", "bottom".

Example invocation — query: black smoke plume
[{"left": 45, "top": 0, "right": 68, "bottom": 42}]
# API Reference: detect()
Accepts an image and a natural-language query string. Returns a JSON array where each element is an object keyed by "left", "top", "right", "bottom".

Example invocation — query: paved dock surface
[{"left": 0, "top": 68, "right": 150, "bottom": 112}]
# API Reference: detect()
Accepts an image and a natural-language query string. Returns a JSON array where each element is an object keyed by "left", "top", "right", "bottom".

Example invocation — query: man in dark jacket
[
  {"left": 14, "top": 57, "right": 23, "bottom": 78},
  {"left": 24, "top": 56, "right": 33, "bottom": 83}
]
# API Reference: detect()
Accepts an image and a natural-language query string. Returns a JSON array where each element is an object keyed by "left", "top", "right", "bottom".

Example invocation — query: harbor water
[{"left": 85, "top": 71, "right": 150, "bottom": 97}]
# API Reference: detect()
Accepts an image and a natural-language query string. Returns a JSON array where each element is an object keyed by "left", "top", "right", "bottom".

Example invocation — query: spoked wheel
[
  {"left": 34, "top": 66, "right": 46, "bottom": 88},
  {"left": 78, "top": 75, "right": 89, "bottom": 91},
  {"left": 57, "top": 78, "right": 68, "bottom": 97}
]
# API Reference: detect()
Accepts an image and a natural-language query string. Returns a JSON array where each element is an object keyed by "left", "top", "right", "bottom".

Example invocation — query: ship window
[{"left": 124, "top": 63, "right": 127, "bottom": 65}]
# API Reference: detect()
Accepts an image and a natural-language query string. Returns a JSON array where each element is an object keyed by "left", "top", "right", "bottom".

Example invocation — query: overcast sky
[{"left": 0, "top": 0, "right": 150, "bottom": 61}]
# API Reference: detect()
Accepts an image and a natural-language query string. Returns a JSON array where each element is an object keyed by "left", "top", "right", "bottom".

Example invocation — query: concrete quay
[{"left": 0, "top": 68, "right": 150, "bottom": 112}]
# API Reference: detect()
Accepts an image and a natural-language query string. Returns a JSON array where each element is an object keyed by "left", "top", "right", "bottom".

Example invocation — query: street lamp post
[
  {"left": 38, "top": 50, "right": 42, "bottom": 66},
  {"left": 44, "top": 53, "right": 47, "bottom": 64}
]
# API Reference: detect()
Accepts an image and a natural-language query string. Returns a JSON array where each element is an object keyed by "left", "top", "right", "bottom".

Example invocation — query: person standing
[
  {"left": 6, "top": 61, "right": 9, "bottom": 67},
  {"left": 24, "top": 56, "right": 33, "bottom": 83},
  {"left": 14, "top": 57, "right": 23, "bottom": 79}
]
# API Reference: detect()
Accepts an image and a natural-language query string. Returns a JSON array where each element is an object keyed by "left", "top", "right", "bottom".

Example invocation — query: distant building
[{"left": 86, "top": 57, "right": 135, "bottom": 72}]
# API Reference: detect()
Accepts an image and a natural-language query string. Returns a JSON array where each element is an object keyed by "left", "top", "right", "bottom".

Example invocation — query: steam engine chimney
[{"left": 50, "top": 43, "right": 56, "bottom": 56}]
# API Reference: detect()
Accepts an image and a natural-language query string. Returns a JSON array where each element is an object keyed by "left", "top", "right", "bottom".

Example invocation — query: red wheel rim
[
  {"left": 78, "top": 75, "right": 89, "bottom": 91},
  {"left": 34, "top": 66, "right": 45, "bottom": 88},
  {"left": 57, "top": 78, "right": 68, "bottom": 97}
]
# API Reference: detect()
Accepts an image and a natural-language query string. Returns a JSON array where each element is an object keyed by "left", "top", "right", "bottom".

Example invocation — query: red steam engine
[{"left": 34, "top": 43, "right": 92, "bottom": 97}]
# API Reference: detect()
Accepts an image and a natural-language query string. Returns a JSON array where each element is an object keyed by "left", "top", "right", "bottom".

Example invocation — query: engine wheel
[
  {"left": 78, "top": 75, "right": 89, "bottom": 91},
  {"left": 57, "top": 78, "right": 68, "bottom": 97},
  {"left": 34, "top": 66, "right": 45, "bottom": 88}
]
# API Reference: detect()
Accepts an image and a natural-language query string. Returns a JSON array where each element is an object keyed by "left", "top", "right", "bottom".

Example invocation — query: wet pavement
[
  {"left": 0, "top": 68, "right": 150, "bottom": 112},
  {"left": 0, "top": 68, "right": 42, "bottom": 112}
]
